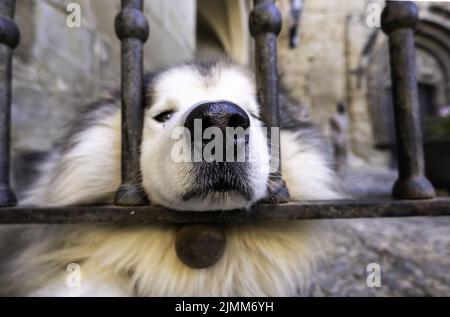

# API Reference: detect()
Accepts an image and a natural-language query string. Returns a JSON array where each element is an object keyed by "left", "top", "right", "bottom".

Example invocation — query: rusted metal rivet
[
  {"left": 264, "top": 176, "right": 290, "bottom": 204},
  {"left": 0, "top": 16, "right": 20, "bottom": 48},
  {"left": 0, "top": 186, "right": 17, "bottom": 207},
  {"left": 392, "top": 176, "right": 435, "bottom": 200},
  {"left": 249, "top": 1, "right": 282, "bottom": 36},
  {"left": 381, "top": 1, "right": 418, "bottom": 35},
  {"left": 115, "top": 8, "right": 149, "bottom": 41},
  {"left": 175, "top": 224, "right": 226, "bottom": 269},
  {"left": 114, "top": 183, "right": 148, "bottom": 206}
]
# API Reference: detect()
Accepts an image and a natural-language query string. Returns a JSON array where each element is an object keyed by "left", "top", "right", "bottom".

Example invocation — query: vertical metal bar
[
  {"left": 249, "top": 0, "right": 289, "bottom": 203},
  {"left": 381, "top": 1, "right": 435, "bottom": 199},
  {"left": 0, "top": 0, "right": 19, "bottom": 207},
  {"left": 114, "top": 0, "right": 149, "bottom": 205}
]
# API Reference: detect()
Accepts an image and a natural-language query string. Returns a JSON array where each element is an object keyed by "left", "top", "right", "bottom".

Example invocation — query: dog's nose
[{"left": 184, "top": 101, "right": 250, "bottom": 136}]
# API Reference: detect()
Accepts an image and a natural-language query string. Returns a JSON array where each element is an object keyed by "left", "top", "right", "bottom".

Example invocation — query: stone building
[
  {"left": 10, "top": 0, "right": 450, "bottom": 190},
  {"left": 277, "top": 0, "right": 450, "bottom": 169}
]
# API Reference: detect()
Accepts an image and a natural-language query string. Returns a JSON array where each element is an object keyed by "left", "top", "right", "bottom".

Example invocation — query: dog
[{"left": 0, "top": 61, "right": 344, "bottom": 296}]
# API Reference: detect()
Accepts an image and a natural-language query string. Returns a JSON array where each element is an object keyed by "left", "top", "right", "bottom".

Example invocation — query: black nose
[{"left": 184, "top": 101, "right": 250, "bottom": 136}]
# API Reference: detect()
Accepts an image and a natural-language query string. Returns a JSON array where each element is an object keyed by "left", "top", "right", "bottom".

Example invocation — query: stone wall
[
  {"left": 276, "top": 0, "right": 450, "bottom": 167},
  {"left": 10, "top": 0, "right": 391, "bottom": 174},
  {"left": 276, "top": 0, "right": 388, "bottom": 167},
  {"left": 11, "top": 0, "right": 196, "bottom": 155},
  {"left": 9, "top": 0, "right": 450, "bottom": 184}
]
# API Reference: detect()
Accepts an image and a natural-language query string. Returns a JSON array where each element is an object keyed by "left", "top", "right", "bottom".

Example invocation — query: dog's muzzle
[
  {"left": 184, "top": 101, "right": 250, "bottom": 135},
  {"left": 184, "top": 101, "right": 250, "bottom": 161},
  {"left": 182, "top": 101, "right": 253, "bottom": 201}
]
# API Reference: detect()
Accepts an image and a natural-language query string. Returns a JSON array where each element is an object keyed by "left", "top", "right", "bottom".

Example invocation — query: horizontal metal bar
[{"left": 0, "top": 198, "right": 448, "bottom": 224}]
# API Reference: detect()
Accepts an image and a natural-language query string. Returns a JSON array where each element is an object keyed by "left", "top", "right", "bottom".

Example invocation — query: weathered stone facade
[
  {"left": 276, "top": 0, "right": 388, "bottom": 166},
  {"left": 12, "top": 0, "right": 196, "bottom": 156},
  {"left": 10, "top": 0, "right": 450, "bottom": 171},
  {"left": 277, "top": 0, "right": 450, "bottom": 167}
]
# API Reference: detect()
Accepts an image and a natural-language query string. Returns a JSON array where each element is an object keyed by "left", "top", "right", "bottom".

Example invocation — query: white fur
[
  {"left": 141, "top": 64, "right": 269, "bottom": 210},
  {"left": 4, "top": 63, "right": 343, "bottom": 296}
]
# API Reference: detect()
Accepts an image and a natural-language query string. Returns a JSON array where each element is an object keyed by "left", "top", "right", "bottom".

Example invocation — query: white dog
[{"left": 0, "top": 61, "right": 344, "bottom": 296}]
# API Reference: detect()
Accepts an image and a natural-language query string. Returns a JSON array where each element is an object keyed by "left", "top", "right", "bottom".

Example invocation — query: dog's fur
[{"left": 0, "top": 61, "right": 344, "bottom": 296}]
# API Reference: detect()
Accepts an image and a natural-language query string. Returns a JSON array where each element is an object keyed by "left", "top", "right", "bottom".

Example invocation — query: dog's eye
[{"left": 154, "top": 110, "right": 174, "bottom": 123}]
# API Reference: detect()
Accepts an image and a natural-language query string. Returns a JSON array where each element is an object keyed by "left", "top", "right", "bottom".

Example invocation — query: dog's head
[{"left": 141, "top": 62, "right": 270, "bottom": 210}]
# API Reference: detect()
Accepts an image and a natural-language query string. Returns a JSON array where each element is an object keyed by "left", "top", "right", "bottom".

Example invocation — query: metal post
[
  {"left": 114, "top": 0, "right": 149, "bottom": 205},
  {"left": 381, "top": 1, "right": 435, "bottom": 199},
  {"left": 249, "top": 0, "right": 290, "bottom": 203},
  {"left": 0, "top": 0, "right": 19, "bottom": 207}
]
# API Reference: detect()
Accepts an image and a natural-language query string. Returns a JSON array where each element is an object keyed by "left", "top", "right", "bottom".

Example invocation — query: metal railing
[{"left": 0, "top": 0, "right": 448, "bottom": 268}]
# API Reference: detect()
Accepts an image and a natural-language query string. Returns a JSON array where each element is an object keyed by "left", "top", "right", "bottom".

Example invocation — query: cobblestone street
[{"left": 308, "top": 169, "right": 450, "bottom": 296}]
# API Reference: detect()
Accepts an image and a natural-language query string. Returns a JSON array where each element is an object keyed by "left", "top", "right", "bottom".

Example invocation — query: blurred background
[{"left": 9, "top": 0, "right": 450, "bottom": 296}]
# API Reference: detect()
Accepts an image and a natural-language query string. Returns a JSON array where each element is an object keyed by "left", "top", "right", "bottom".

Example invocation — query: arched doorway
[
  {"left": 366, "top": 12, "right": 450, "bottom": 150},
  {"left": 365, "top": 5, "right": 450, "bottom": 185},
  {"left": 195, "top": 0, "right": 250, "bottom": 65}
]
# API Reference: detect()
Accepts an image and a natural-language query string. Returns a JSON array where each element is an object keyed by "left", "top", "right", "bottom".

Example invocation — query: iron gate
[{"left": 0, "top": 0, "right": 449, "bottom": 268}]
